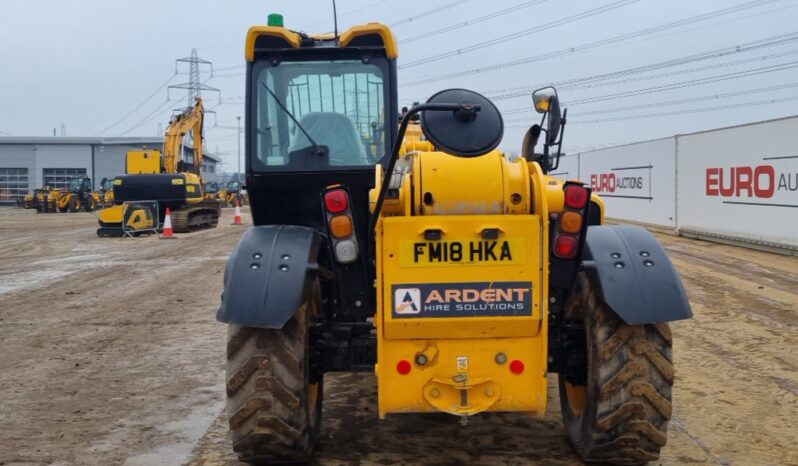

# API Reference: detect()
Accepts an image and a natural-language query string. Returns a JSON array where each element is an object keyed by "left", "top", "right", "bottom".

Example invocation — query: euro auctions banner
[
  {"left": 578, "top": 138, "right": 677, "bottom": 228},
  {"left": 677, "top": 116, "right": 798, "bottom": 248}
]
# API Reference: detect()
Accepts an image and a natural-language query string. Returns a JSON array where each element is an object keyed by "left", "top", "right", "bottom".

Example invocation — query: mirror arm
[
  {"left": 369, "top": 102, "right": 480, "bottom": 235},
  {"left": 540, "top": 111, "right": 549, "bottom": 156},
  {"left": 551, "top": 108, "right": 568, "bottom": 172}
]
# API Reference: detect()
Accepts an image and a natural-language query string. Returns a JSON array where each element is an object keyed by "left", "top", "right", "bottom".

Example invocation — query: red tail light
[
  {"left": 509, "top": 360, "right": 525, "bottom": 375},
  {"left": 564, "top": 185, "right": 589, "bottom": 209},
  {"left": 324, "top": 189, "right": 348, "bottom": 213},
  {"left": 554, "top": 235, "right": 578, "bottom": 259},
  {"left": 396, "top": 360, "right": 412, "bottom": 375}
]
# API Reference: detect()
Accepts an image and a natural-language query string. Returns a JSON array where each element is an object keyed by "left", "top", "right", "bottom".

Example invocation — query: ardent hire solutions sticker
[{"left": 392, "top": 282, "right": 533, "bottom": 318}]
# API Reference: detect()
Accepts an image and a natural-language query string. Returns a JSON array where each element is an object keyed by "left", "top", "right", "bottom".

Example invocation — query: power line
[
  {"left": 487, "top": 32, "right": 798, "bottom": 101},
  {"left": 565, "top": 95, "right": 798, "bottom": 125},
  {"left": 562, "top": 60, "right": 798, "bottom": 106},
  {"left": 94, "top": 71, "right": 176, "bottom": 135},
  {"left": 498, "top": 48, "right": 798, "bottom": 113},
  {"left": 302, "top": 0, "right": 392, "bottom": 30},
  {"left": 402, "top": 0, "right": 548, "bottom": 44},
  {"left": 119, "top": 98, "right": 176, "bottom": 136},
  {"left": 197, "top": 0, "right": 391, "bottom": 51},
  {"left": 389, "top": 0, "right": 473, "bottom": 29},
  {"left": 506, "top": 94, "right": 798, "bottom": 128},
  {"left": 504, "top": 81, "right": 798, "bottom": 123},
  {"left": 401, "top": 0, "right": 784, "bottom": 85},
  {"left": 399, "top": 0, "right": 639, "bottom": 69}
]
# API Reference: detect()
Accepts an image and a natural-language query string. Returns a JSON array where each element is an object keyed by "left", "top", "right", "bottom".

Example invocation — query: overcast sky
[{"left": 1, "top": 0, "right": 796, "bottom": 171}]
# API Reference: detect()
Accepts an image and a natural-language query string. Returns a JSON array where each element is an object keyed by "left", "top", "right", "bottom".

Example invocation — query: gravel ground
[{"left": 0, "top": 207, "right": 795, "bottom": 466}]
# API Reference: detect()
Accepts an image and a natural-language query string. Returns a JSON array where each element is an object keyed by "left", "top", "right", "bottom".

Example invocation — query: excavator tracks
[{"left": 169, "top": 200, "right": 221, "bottom": 232}]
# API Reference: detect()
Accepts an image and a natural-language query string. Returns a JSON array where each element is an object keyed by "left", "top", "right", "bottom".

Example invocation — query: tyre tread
[
  {"left": 561, "top": 273, "right": 675, "bottom": 465},
  {"left": 225, "top": 301, "right": 319, "bottom": 464}
]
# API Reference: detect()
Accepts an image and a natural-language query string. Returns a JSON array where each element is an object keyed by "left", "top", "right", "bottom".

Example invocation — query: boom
[{"left": 163, "top": 97, "right": 204, "bottom": 175}]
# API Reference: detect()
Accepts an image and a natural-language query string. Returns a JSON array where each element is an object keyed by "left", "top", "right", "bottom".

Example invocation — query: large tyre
[
  {"left": 559, "top": 273, "right": 674, "bottom": 465},
  {"left": 67, "top": 197, "right": 80, "bottom": 213},
  {"left": 84, "top": 196, "right": 96, "bottom": 212},
  {"left": 225, "top": 291, "right": 322, "bottom": 464}
]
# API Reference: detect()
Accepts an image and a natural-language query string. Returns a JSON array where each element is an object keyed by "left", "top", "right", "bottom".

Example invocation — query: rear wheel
[
  {"left": 84, "top": 196, "right": 96, "bottom": 212},
  {"left": 559, "top": 273, "right": 674, "bottom": 465},
  {"left": 67, "top": 197, "right": 80, "bottom": 213},
  {"left": 225, "top": 289, "right": 322, "bottom": 464}
]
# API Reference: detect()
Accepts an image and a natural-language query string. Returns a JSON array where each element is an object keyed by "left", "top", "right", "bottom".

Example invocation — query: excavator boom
[{"left": 163, "top": 98, "right": 204, "bottom": 175}]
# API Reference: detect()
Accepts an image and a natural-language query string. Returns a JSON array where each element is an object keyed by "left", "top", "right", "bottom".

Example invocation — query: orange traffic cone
[
  {"left": 161, "top": 207, "right": 175, "bottom": 238},
  {"left": 232, "top": 199, "right": 243, "bottom": 225}
]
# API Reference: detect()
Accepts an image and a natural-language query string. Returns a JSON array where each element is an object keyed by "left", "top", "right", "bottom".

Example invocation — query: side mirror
[
  {"left": 532, "top": 86, "right": 562, "bottom": 145},
  {"left": 420, "top": 89, "right": 503, "bottom": 157}
]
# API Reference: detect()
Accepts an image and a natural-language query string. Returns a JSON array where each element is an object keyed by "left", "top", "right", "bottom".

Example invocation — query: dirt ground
[{"left": 0, "top": 207, "right": 796, "bottom": 466}]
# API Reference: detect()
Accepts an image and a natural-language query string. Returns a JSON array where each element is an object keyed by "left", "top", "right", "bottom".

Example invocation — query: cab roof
[{"left": 245, "top": 22, "right": 398, "bottom": 62}]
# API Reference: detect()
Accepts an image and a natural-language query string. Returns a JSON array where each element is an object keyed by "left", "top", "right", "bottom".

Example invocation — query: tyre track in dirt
[
  {"left": 187, "top": 233, "right": 798, "bottom": 465},
  {"left": 0, "top": 208, "right": 241, "bottom": 466},
  {"left": 1, "top": 208, "right": 796, "bottom": 465}
]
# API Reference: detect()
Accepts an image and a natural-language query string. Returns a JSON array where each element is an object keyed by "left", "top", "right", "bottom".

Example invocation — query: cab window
[{"left": 252, "top": 58, "right": 388, "bottom": 170}]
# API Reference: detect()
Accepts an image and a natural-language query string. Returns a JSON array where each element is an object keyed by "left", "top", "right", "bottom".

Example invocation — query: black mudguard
[
  {"left": 583, "top": 225, "right": 692, "bottom": 325},
  {"left": 217, "top": 225, "right": 321, "bottom": 328}
]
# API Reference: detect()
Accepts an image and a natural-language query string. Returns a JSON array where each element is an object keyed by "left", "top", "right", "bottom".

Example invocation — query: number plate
[{"left": 399, "top": 238, "right": 526, "bottom": 267}]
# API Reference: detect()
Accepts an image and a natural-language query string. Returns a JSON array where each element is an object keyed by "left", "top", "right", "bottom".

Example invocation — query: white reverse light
[{"left": 335, "top": 239, "right": 359, "bottom": 264}]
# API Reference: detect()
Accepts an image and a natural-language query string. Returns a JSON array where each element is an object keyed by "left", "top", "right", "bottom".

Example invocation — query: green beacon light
[{"left": 267, "top": 13, "right": 284, "bottom": 28}]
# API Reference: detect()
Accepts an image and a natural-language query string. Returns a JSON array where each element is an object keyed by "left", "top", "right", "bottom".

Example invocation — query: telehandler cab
[{"left": 218, "top": 16, "right": 692, "bottom": 465}]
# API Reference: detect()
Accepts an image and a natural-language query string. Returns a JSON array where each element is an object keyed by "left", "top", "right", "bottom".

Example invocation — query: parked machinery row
[{"left": 21, "top": 176, "right": 114, "bottom": 213}]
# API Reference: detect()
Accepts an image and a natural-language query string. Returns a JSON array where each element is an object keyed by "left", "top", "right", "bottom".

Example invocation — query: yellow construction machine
[
  {"left": 217, "top": 15, "right": 692, "bottom": 465},
  {"left": 96, "top": 177, "right": 114, "bottom": 207},
  {"left": 54, "top": 176, "right": 97, "bottom": 212},
  {"left": 216, "top": 180, "right": 247, "bottom": 207},
  {"left": 30, "top": 186, "right": 58, "bottom": 213},
  {"left": 203, "top": 181, "right": 220, "bottom": 201},
  {"left": 21, "top": 190, "right": 37, "bottom": 209},
  {"left": 96, "top": 98, "right": 221, "bottom": 236}
]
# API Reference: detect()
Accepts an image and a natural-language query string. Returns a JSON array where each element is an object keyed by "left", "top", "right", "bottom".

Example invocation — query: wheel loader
[
  {"left": 217, "top": 180, "right": 248, "bottom": 207},
  {"left": 32, "top": 186, "right": 58, "bottom": 213},
  {"left": 55, "top": 176, "right": 97, "bottom": 212},
  {"left": 217, "top": 15, "right": 692, "bottom": 465}
]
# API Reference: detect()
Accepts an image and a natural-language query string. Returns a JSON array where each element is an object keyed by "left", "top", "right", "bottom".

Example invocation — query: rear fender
[
  {"left": 217, "top": 225, "right": 321, "bottom": 328},
  {"left": 583, "top": 225, "right": 692, "bottom": 324}
]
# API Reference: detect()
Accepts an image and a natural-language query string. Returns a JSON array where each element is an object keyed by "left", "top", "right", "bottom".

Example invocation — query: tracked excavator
[{"left": 96, "top": 98, "right": 221, "bottom": 237}]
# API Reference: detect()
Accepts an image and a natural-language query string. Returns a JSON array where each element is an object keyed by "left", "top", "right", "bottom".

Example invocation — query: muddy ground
[{"left": 0, "top": 207, "right": 796, "bottom": 466}]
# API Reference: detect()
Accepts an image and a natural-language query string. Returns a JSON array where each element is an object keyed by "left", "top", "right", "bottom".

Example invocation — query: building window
[
  {"left": 43, "top": 168, "right": 87, "bottom": 190},
  {"left": 0, "top": 168, "right": 29, "bottom": 202}
]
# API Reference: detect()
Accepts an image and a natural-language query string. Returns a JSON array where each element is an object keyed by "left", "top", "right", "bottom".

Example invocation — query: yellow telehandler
[{"left": 217, "top": 15, "right": 692, "bottom": 465}]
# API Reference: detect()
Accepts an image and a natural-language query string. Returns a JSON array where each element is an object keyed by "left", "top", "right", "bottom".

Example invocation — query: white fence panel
[
  {"left": 579, "top": 138, "right": 677, "bottom": 228},
  {"left": 677, "top": 116, "right": 798, "bottom": 248},
  {"left": 551, "top": 153, "right": 579, "bottom": 181}
]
